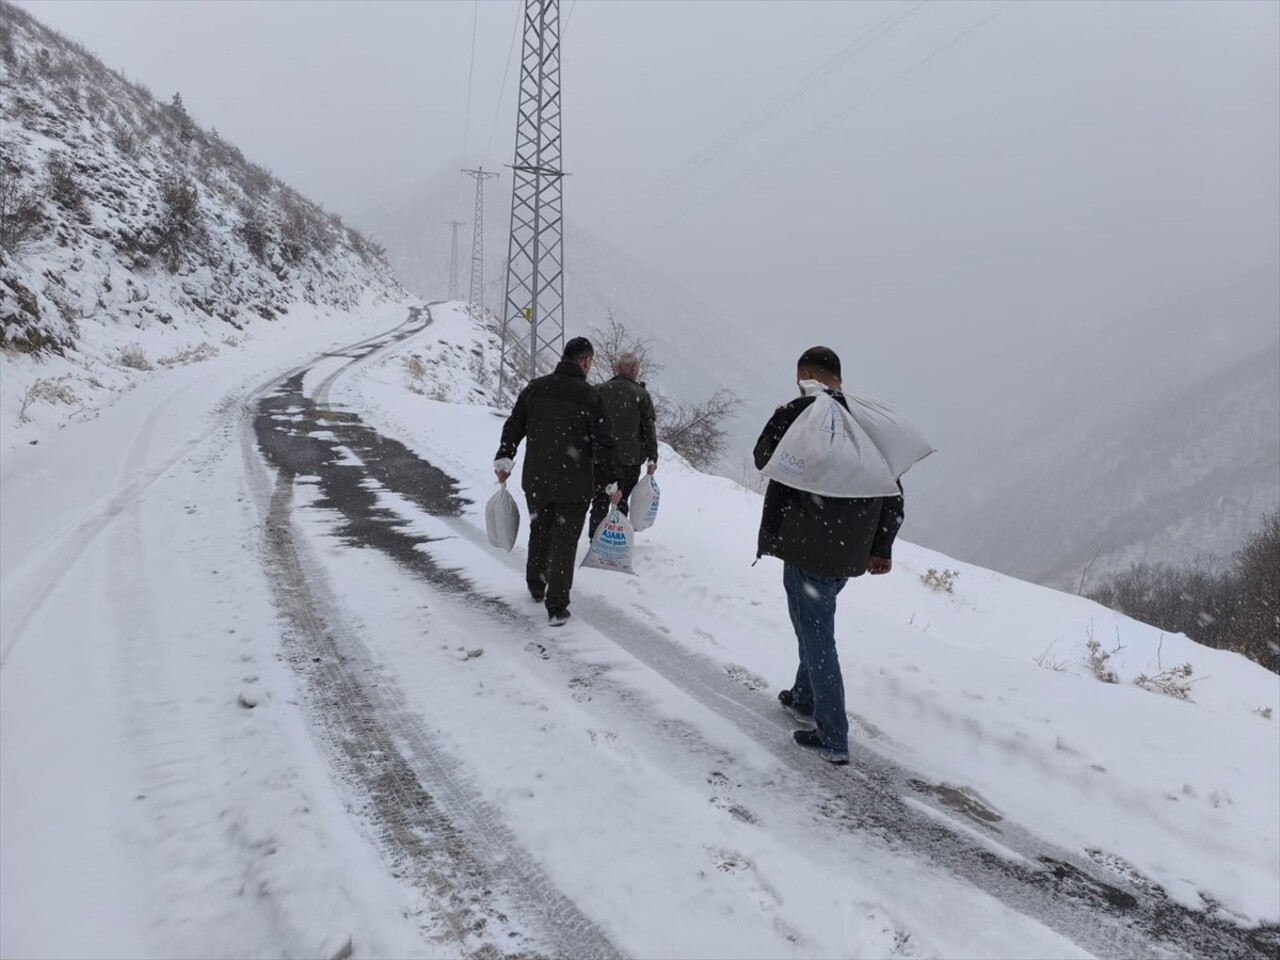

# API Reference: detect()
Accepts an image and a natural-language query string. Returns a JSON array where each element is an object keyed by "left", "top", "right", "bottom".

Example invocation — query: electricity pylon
[
  {"left": 499, "top": 0, "right": 566, "bottom": 397},
  {"left": 445, "top": 219, "right": 464, "bottom": 301},
  {"left": 462, "top": 167, "right": 500, "bottom": 313}
]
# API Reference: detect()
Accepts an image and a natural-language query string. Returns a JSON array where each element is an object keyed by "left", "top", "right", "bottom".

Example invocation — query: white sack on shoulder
[
  {"left": 759, "top": 382, "right": 933, "bottom": 498},
  {"left": 630, "top": 475, "right": 660, "bottom": 532},
  {"left": 581, "top": 507, "right": 635, "bottom": 574},
  {"left": 485, "top": 486, "right": 520, "bottom": 552}
]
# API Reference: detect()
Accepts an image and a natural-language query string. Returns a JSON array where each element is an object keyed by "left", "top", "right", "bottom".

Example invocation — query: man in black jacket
[
  {"left": 495, "top": 337, "right": 622, "bottom": 626},
  {"left": 754, "top": 346, "right": 905, "bottom": 764}
]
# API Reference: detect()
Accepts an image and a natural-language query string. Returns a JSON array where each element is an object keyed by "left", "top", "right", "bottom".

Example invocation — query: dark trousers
[
  {"left": 784, "top": 562, "right": 850, "bottom": 750},
  {"left": 589, "top": 463, "right": 643, "bottom": 538},
  {"left": 527, "top": 498, "right": 589, "bottom": 613}
]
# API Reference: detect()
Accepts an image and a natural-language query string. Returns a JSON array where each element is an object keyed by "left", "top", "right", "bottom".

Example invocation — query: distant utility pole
[
  {"left": 499, "top": 0, "right": 566, "bottom": 397},
  {"left": 445, "top": 219, "right": 465, "bottom": 301},
  {"left": 462, "top": 167, "right": 500, "bottom": 313}
]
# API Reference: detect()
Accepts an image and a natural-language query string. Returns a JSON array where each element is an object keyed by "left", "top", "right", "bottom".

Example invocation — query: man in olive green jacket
[{"left": 590, "top": 352, "right": 659, "bottom": 536}]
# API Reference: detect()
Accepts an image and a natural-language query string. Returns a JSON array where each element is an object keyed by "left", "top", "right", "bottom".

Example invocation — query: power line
[
  {"left": 619, "top": 0, "right": 1017, "bottom": 249},
  {"left": 461, "top": 0, "right": 480, "bottom": 158},
  {"left": 563, "top": 0, "right": 578, "bottom": 36},
  {"left": 599, "top": 0, "right": 928, "bottom": 227},
  {"left": 484, "top": 0, "right": 523, "bottom": 162}
]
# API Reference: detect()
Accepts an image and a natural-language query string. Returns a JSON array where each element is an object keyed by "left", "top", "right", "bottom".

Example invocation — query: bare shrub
[
  {"left": 111, "top": 125, "right": 139, "bottom": 159},
  {"left": 118, "top": 343, "right": 152, "bottom": 370},
  {"left": 238, "top": 205, "right": 271, "bottom": 262},
  {"left": 153, "top": 173, "right": 204, "bottom": 271},
  {"left": 403, "top": 354, "right": 427, "bottom": 390},
  {"left": 1033, "top": 641, "right": 1072, "bottom": 673},
  {"left": 587, "top": 311, "right": 664, "bottom": 385},
  {"left": 17, "top": 376, "right": 78, "bottom": 421},
  {"left": 921, "top": 568, "right": 959, "bottom": 594},
  {"left": 0, "top": 166, "right": 45, "bottom": 255},
  {"left": 656, "top": 387, "right": 740, "bottom": 469},
  {"left": 1089, "top": 510, "right": 1279, "bottom": 673},
  {"left": 44, "top": 152, "right": 84, "bottom": 214},
  {"left": 1256, "top": 707, "right": 1274, "bottom": 720},
  {"left": 1083, "top": 624, "right": 1122, "bottom": 684},
  {"left": 158, "top": 342, "right": 218, "bottom": 367}
]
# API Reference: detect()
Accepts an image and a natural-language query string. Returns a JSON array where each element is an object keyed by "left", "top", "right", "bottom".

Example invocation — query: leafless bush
[
  {"left": 1256, "top": 707, "right": 1274, "bottom": 720},
  {"left": 0, "top": 166, "right": 45, "bottom": 255},
  {"left": 153, "top": 173, "right": 204, "bottom": 271},
  {"left": 17, "top": 376, "right": 78, "bottom": 422},
  {"left": 110, "top": 125, "right": 139, "bottom": 159},
  {"left": 158, "top": 342, "right": 218, "bottom": 366},
  {"left": 117, "top": 343, "right": 152, "bottom": 370},
  {"left": 1033, "top": 642, "right": 1072, "bottom": 673},
  {"left": 587, "top": 311, "right": 664, "bottom": 385},
  {"left": 403, "top": 354, "right": 427, "bottom": 389},
  {"left": 656, "top": 387, "right": 740, "bottom": 470},
  {"left": 1083, "top": 624, "right": 1122, "bottom": 684},
  {"left": 238, "top": 205, "right": 271, "bottom": 262},
  {"left": 1131, "top": 637, "right": 1199, "bottom": 701},
  {"left": 44, "top": 152, "right": 84, "bottom": 214},
  {"left": 1089, "top": 510, "right": 1279, "bottom": 673}
]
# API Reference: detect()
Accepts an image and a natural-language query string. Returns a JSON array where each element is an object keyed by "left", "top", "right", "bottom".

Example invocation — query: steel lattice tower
[
  {"left": 462, "top": 167, "right": 500, "bottom": 313},
  {"left": 499, "top": 0, "right": 566, "bottom": 396},
  {"left": 445, "top": 219, "right": 464, "bottom": 301}
]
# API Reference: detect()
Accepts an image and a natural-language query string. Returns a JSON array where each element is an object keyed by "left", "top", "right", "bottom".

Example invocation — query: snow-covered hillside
[
  {"left": 919, "top": 267, "right": 1280, "bottom": 588},
  {"left": 0, "top": 1, "right": 404, "bottom": 447},
  {"left": 2, "top": 299, "right": 1276, "bottom": 958}
]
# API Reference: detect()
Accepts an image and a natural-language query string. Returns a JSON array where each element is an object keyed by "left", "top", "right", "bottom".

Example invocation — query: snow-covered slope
[
  {"left": 0, "top": 1, "right": 405, "bottom": 447},
  {"left": 919, "top": 267, "right": 1280, "bottom": 587}
]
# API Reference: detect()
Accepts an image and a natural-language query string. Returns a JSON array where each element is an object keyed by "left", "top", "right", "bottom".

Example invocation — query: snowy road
[
  {"left": 3, "top": 302, "right": 1276, "bottom": 959},
  {"left": 244, "top": 306, "right": 1274, "bottom": 959}
]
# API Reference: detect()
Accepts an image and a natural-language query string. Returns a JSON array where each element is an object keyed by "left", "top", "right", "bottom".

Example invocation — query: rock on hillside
[{"left": 0, "top": 1, "right": 404, "bottom": 432}]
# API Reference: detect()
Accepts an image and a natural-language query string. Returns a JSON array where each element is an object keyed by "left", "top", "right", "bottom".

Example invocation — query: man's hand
[
  {"left": 607, "top": 482, "right": 623, "bottom": 506},
  {"left": 494, "top": 457, "right": 515, "bottom": 484},
  {"left": 868, "top": 556, "right": 892, "bottom": 575},
  {"left": 647, "top": 461, "right": 658, "bottom": 476},
  {"left": 495, "top": 469, "right": 510, "bottom": 483}
]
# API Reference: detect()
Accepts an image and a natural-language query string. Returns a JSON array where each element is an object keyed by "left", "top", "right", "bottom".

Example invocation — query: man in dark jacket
[
  {"left": 590, "top": 352, "right": 659, "bottom": 536},
  {"left": 495, "top": 337, "right": 622, "bottom": 626},
  {"left": 754, "top": 346, "right": 905, "bottom": 764}
]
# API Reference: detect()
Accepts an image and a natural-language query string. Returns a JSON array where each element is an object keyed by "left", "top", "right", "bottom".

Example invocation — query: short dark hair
[
  {"left": 797, "top": 345, "right": 841, "bottom": 378},
  {"left": 563, "top": 336, "right": 594, "bottom": 363}
]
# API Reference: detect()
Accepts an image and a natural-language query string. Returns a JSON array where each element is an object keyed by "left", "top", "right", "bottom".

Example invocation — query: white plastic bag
[
  {"left": 485, "top": 485, "right": 520, "bottom": 552},
  {"left": 759, "top": 382, "right": 933, "bottom": 498},
  {"left": 581, "top": 506, "right": 635, "bottom": 574},
  {"left": 629, "top": 475, "right": 660, "bottom": 532}
]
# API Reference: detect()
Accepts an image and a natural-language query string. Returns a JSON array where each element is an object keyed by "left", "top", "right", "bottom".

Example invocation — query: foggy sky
[{"left": 18, "top": 0, "right": 1280, "bottom": 456}]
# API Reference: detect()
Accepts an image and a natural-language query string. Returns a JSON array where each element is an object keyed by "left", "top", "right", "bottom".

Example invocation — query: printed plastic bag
[
  {"left": 629, "top": 475, "right": 660, "bottom": 532},
  {"left": 581, "top": 506, "right": 635, "bottom": 574},
  {"left": 485, "top": 485, "right": 520, "bottom": 552},
  {"left": 760, "top": 382, "right": 933, "bottom": 498}
]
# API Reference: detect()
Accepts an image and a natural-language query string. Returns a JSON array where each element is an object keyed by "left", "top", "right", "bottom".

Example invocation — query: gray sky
[{"left": 19, "top": 0, "right": 1280, "bottom": 482}]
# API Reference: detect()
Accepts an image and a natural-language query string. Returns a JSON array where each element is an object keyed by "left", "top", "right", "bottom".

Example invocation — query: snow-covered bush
[{"left": 921, "top": 568, "right": 959, "bottom": 594}]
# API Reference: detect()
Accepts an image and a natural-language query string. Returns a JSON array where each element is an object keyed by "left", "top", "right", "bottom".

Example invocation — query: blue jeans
[{"left": 784, "top": 563, "right": 849, "bottom": 751}]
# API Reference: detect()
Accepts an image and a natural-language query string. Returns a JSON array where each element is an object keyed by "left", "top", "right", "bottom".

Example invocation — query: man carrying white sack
[{"left": 754, "top": 345, "right": 932, "bottom": 764}]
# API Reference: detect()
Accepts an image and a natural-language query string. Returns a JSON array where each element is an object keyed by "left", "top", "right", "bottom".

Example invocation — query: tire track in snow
[
  {"left": 245, "top": 307, "right": 622, "bottom": 960},
  {"left": 287, "top": 311, "right": 1276, "bottom": 960}
]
